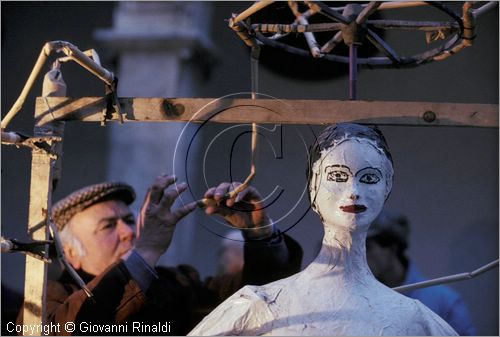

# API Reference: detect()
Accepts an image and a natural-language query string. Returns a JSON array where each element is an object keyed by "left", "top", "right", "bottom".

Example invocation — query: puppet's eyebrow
[
  {"left": 355, "top": 167, "right": 382, "bottom": 177},
  {"left": 325, "top": 165, "right": 352, "bottom": 175}
]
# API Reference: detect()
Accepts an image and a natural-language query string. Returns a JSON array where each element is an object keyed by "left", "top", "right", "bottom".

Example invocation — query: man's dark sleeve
[
  {"left": 44, "top": 261, "right": 146, "bottom": 335},
  {"left": 205, "top": 232, "right": 303, "bottom": 301},
  {"left": 243, "top": 232, "right": 303, "bottom": 285}
]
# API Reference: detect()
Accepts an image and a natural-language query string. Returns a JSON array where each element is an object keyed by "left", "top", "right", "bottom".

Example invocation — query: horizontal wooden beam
[{"left": 35, "top": 97, "right": 498, "bottom": 127}]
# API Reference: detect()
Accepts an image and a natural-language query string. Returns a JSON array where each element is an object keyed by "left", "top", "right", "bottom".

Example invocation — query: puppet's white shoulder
[
  {"left": 188, "top": 285, "right": 274, "bottom": 336},
  {"left": 407, "top": 299, "right": 458, "bottom": 336}
]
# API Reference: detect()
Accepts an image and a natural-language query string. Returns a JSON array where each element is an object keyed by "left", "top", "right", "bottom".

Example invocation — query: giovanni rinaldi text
[{"left": 7, "top": 321, "right": 171, "bottom": 335}]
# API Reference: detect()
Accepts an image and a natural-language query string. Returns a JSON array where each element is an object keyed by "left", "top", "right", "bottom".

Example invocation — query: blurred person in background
[{"left": 366, "top": 210, "right": 476, "bottom": 335}]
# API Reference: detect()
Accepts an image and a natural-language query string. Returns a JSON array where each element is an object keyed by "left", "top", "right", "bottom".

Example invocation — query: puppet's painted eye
[
  {"left": 327, "top": 171, "right": 349, "bottom": 182},
  {"left": 359, "top": 173, "right": 380, "bottom": 184}
]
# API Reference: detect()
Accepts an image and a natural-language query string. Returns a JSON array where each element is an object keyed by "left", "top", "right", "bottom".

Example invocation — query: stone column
[{"left": 94, "top": 1, "right": 216, "bottom": 274}]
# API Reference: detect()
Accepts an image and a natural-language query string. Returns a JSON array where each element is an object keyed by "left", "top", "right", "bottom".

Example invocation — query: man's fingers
[
  {"left": 204, "top": 204, "right": 232, "bottom": 217},
  {"left": 235, "top": 185, "right": 262, "bottom": 204},
  {"left": 229, "top": 182, "right": 242, "bottom": 193},
  {"left": 214, "top": 182, "right": 232, "bottom": 201},
  {"left": 204, "top": 205, "right": 217, "bottom": 215},
  {"left": 204, "top": 181, "right": 247, "bottom": 209},
  {"left": 204, "top": 187, "right": 217, "bottom": 199},
  {"left": 140, "top": 189, "right": 152, "bottom": 212},
  {"left": 159, "top": 182, "right": 188, "bottom": 209},
  {"left": 234, "top": 188, "right": 250, "bottom": 204},
  {"left": 150, "top": 175, "right": 177, "bottom": 204},
  {"left": 225, "top": 198, "right": 236, "bottom": 207},
  {"left": 214, "top": 182, "right": 243, "bottom": 203},
  {"left": 172, "top": 201, "right": 198, "bottom": 222}
]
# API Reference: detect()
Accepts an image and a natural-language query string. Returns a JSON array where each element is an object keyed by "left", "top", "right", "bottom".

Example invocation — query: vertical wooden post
[
  {"left": 23, "top": 66, "right": 66, "bottom": 331},
  {"left": 23, "top": 122, "right": 64, "bottom": 331}
]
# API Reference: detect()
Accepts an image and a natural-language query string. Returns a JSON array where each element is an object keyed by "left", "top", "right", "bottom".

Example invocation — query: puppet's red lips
[{"left": 340, "top": 205, "right": 367, "bottom": 213}]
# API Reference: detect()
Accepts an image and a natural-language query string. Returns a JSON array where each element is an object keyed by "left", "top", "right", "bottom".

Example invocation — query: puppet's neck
[{"left": 305, "top": 224, "right": 374, "bottom": 286}]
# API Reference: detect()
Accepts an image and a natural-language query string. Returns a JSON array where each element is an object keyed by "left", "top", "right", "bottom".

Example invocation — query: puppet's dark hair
[{"left": 306, "top": 123, "right": 394, "bottom": 204}]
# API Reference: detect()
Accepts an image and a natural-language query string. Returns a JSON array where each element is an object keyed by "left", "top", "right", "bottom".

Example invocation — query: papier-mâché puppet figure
[{"left": 189, "top": 123, "right": 458, "bottom": 336}]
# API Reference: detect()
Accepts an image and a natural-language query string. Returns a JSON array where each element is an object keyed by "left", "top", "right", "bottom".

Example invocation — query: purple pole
[{"left": 349, "top": 44, "right": 358, "bottom": 100}]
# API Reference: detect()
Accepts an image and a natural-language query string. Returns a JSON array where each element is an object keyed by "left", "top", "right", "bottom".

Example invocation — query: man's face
[{"left": 65, "top": 200, "right": 136, "bottom": 276}]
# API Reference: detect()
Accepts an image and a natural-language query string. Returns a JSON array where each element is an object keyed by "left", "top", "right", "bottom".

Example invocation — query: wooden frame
[
  {"left": 35, "top": 96, "right": 498, "bottom": 127},
  {"left": 21, "top": 95, "right": 497, "bottom": 330},
  {"left": 0, "top": 2, "right": 496, "bottom": 333},
  {"left": 23, "top": 122, "right": 64, "bottom": 328},
  {"left": 2, "top": 17, "right": 495, "bottom": 328},
  {"left": 3, "top": 94, "right": 491, "bottom": 332}
]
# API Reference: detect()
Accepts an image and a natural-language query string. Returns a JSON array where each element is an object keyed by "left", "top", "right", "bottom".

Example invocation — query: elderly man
[{"left": 39, "top": 174, "right": 301, "bottom": 335}]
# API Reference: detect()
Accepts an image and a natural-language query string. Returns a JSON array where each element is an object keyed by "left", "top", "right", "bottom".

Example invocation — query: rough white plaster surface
[{"left": 189, "top": 138, "right": 457, "bottom": 336}]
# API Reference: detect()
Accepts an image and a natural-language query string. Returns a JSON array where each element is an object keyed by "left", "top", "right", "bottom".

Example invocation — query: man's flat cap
[{"left": 52, "top": 182, "right": 135, "bottom": 230}]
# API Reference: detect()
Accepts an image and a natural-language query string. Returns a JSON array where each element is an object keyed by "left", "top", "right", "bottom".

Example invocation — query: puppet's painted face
[{"left": 310, "top": 139, "right": 393, "bottom": 230}]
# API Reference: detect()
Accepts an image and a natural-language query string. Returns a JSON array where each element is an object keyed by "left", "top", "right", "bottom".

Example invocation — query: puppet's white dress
[{"left": 189, "top": 231, "right": 457, "bottom": 336}]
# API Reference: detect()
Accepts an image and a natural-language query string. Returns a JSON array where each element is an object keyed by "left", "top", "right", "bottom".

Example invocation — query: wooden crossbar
[{"left": 35, "top": 97, "right": 498, "bottom": 128}]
